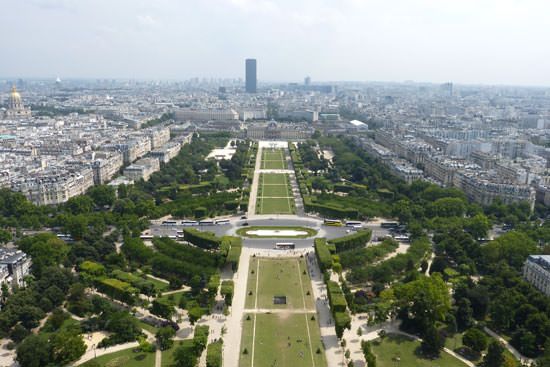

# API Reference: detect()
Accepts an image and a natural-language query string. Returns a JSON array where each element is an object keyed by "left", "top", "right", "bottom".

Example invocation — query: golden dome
[{"left": 10, "top": 85, "right": 21, "bottom": 100}]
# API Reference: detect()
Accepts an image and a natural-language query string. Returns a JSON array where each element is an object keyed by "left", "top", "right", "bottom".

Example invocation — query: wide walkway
[
  {"left": 223, "top": 247, "right": 254, "bottom": 367},
  {"left": 306, "top": 251, "right": 347, "bottom": 366}
]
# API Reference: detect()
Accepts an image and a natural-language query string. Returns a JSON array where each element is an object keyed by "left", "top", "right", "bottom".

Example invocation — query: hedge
[
  {"left": 95, "top": 278, "right": 137, "bottom": 305},
  {"left": 303, "top": 198, "right": 359, "bottom": 219},
  {"left": 224, "top": 201, "right": 239, "bottom": 210},
  {"left": 328, "top": 229, "right": 372, "bottom": 253},
  {"left": 334, "top": 311, "right": 352, "bottom": 338},
  {"left": 326, "top": 280, "right": 348, "bottom": 313},
  {"left": 111, "top": 270, "right": 159, "bottom": 295},
  {"left": 221, "top": 280, "right": 234, "bottom": 305},
  {"left": 207, "top": 274, "right": 221, "bottom": 294},
  {"left": 182, "top": 228, "right": 222, "bottom": 249},
  {"left": 225, "top": 238, "right": 242, "bottom": 271},
  {"left": 315, "top": 238, "right": 333, "bottom": 271},
  {"left": 79, "top": 261, "right": 105, "bottom": 277},
  {"left": 151, "top": 298, "right": 175, "bottom": 319},
  {"left": 194, "top": 325, "right": 210, "bottom": 354},
  {"left": 206, "top": 339, "right": 223, "bottom": 367}
]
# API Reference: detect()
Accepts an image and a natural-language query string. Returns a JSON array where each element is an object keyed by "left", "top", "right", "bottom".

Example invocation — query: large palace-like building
[{"left": 2, "top": 86, "right": 32, "bottom": 119}]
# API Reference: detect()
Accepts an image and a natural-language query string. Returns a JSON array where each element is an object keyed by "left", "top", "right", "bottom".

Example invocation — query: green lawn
[
  {"left": 236, "top": 226, "right": 317, "bottom": 238},
  {"left": 137, "top": 320, "right": 159, "bottom": 335},
  {"left": 261, "top": 148, "right": 287, "bottom": 170},
  {"left": 371, "top": 334, "right": 468, "bottom": 367},
  {"left": 262, "top": 160, "right": 286, "bottom": 169},
  {"left": 240, "top": 257, "right": 326, "bottom": 367},
  {"left": 257, "top": 197, "right": 294, "bottom": 214},
  {"left": 240, "top": 313, "right": 326, "bottom": 367},
  {"left": 245, "top": 257, "right": 314, "bottom": 310},
  {"left": 156, "top": 289, "right": 189, "bottom": 306},
  {"left": 257, "top": 174, "right": 294, "bottom": 214},
  {"left": 261, "top": 183, "right": 291, "bottom": 197},
  {"left": 262, "top": 149, "right": 285, "bottom": 161},
  {"left": 144, "top": 275, "right": 170, "bottom": 292},
  {"left": 161, "top": 343, "right": 178, "bottom": 367},
  {"left": 80, "top": 348, "right": 155, "bottom": 367},
  {"left": 261, "top": 173, "right": 288, "bottom": 185}
]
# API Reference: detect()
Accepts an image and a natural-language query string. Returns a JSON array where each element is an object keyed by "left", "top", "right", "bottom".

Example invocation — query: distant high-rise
[
  {"left": 245, "top": 58, "right": 257, "bottom": 93},
  {"left": 304, "top": 76, "right": 311, "bottom": 86}
]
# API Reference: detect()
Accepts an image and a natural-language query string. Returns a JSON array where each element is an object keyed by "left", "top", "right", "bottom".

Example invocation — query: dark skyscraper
[{"left": 245, "top": 58, "right": 257, "bottom": 93}]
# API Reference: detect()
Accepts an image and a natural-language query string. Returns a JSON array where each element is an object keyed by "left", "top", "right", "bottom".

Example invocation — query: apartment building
[
  {"left": 12, "top": 167, "right": 95, "bottom": 205},
  {"left": 123, "top": 157, "right": 160, "bottom": 182},
  {"left": 524, "top": 255, "right": 550, "bottom": 296},
  {"left": 91, "top": 151, "right": 124, "bottom": 185},
  {"left": 0, "top": 249, "right": 32, "bottom": 288}
]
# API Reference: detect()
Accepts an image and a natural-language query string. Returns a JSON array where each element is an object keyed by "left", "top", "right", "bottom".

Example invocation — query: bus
[
  {"left": 393, "top": 235, "right": 410, "bottom": 243},
  {"left": 199, "top": 220, "right": 215, "bottom": 226},
  {"left": 274, "top": 242, "right": 295, "bottom": 250},
  {"left": 161, "top": 220, "right": 178, "bottom": 226},
  {"left": 345, "top": 221, "right": 363, "bottom": 228},
  {"left": 215, "top": 219, "right": 230, "bottom": 225},
  {"left": 380, "top": 221, "right": 399, "bottom": 228},
  {"left": 181, "top": 220, "right": 198, "bottom": 226},
  {"left": 323, "top": 219, "right": 342, "bottom": 226},
  {"left": 140, "top": 235, "right": 154, "bottom": 240}
]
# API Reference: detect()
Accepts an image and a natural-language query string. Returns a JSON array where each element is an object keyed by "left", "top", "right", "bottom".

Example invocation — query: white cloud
[{"left": 136, "top": 14, "right": 158, "bottom": 27}]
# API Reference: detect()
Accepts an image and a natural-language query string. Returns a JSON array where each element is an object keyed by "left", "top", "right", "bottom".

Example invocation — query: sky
[{"left": 1, "top": 0, "right": 549, "bottom": 86}]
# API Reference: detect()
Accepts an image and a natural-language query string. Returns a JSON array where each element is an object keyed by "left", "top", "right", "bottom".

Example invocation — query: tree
[
  {"left": 17, "top": 234, "right": 69, "bottom": 275},
  {"left": 393, "top": 274, "right": 451, "bottom": 335},
  {"left": 482, "top": 341, "right": 505, "bottom": 367},
  {"left": 174, "top": 340, "right": 198, "bottom": 367},
  {"left": 465, "top": 213, "right": 491, "bottom": 239},
  {"left": 462, "top": 328, "right": 488, "bottom": 353},
  {"left": 455, "top": 298, "right": 474, "bottom": 331},
  {"left": 0, "top": 229, "right": 12, "bottom": 244},
  {"left": 19, "top": 305, "right": 45, "bottom": 329},
  {"left": 50, "top": 330, "right": 86, "bottom": 365},
  {"left": 156, "top": 326, "right": 176, "bottom": 351},
  {"left": 421, "top": 325, "right": 444, "bottom": 357},
  {"left": 481, "top": 231, "right": 537, "bottom": 271},
  {"left": 189, "top": 307, "right": 204, "bottom": 325},
  {"left": 66, "top": 195, "right": 93, "bottom": 215},
  {"left": 511, "top": 329, "right": 538, "bottom": 357},
  {"left": 88, "top": 185, "right": 116, "bottom": 207},
  {"left": 16, "top": 334, "right": 51, "bottom": 367}
]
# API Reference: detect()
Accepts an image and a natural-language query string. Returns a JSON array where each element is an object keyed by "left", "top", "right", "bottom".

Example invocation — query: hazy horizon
[{"left": 2, "top": 0, "right": 549, "bottom": 87}]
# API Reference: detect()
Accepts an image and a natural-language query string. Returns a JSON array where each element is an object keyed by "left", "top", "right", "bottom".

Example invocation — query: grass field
[
  {"left": 256, "top": 173, "right": 295, "bottom": 214},
  {"left": 371, "top": 334, "right": 468, "bottom": 367},
  {"left": 240, "top": 257, "right": 326, "bottom": 367},
  {"left": 240, "top": 313, "right": 326, "bottom": 367},
  {"left": 81, "top": 348, "right": 155, "bottom": 367},
  {"left": 245, "top": 257, "right": 315, "bottom": 309},
  {"left": 261, "top": 148, "right": 287, "bottom": 170}
]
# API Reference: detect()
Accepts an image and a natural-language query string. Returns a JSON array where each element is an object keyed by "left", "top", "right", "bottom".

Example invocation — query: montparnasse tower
[{"left": 3, "top": 85, "right": 32, "bottom": 119}]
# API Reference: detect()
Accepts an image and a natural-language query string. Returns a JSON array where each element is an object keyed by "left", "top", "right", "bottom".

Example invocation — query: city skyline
[{"left": 1, "top": 0, "right": 550, "bottom": 87}]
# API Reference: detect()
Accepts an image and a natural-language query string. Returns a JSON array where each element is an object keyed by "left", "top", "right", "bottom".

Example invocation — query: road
[{"left": 147, "top": 217, "right": 392, "bottom": 247}]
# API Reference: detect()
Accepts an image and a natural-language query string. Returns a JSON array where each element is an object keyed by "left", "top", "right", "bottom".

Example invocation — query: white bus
[
  {"left": 199, "top": 220, "right": 215, "bottom": 226},
  {"left": 274, "top": 242, "right": 295, "bottom": 250},
  {"left": 393, "top": 235, "right": 410, "bottom": 243},
  {"left": 140, "top": 235, "right": 154, "bottom": 240},
  {"left": 345, "top": 221, "right": 363, "bottom": 228},
  {"left": 215, "top": 219, "right": 230, "bottom": 225},
  {"left": 161, "top": 220, "right": 178, "bottom": 226},
  {"left": 181, "top": 220, "right": 198, "bottom": 226},
  {"left": 324, "top": 219, "right": 342, "bottom": 226}
]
